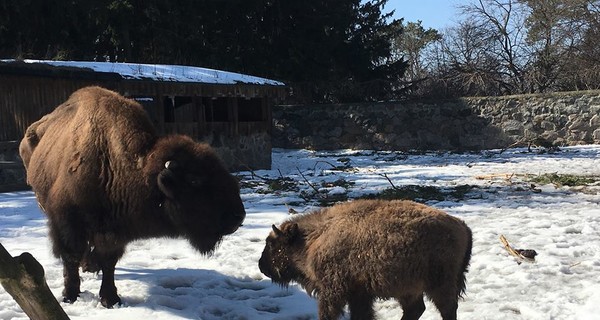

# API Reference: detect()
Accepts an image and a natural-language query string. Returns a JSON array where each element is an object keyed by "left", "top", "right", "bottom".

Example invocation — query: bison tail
[{"left": 458, "top": 225, "right": 473, "bottom": 298}]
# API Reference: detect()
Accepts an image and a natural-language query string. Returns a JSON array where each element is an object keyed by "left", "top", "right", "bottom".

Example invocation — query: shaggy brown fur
[
  {"left": 259, "top": 199, "right": 472, "bottom": 320},
  {"left": 19, "top": 86, "right": 246, "bottom": 308}
]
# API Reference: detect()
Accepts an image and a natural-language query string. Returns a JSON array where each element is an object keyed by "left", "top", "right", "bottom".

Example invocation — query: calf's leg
[
  {"left": 427, "top": 286, "right": 458, "bottom": 320},
  {"left": 399, "top": 294, "right": 426, "bottom": 320},
  {"left": 348, "top": 290, "right": 375, "bottom": 320},
  {"left": 317, "top": 290, "right": 345, "bottom": 320}
]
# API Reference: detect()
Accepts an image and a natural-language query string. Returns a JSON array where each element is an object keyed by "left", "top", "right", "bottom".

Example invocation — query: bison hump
[{"left": 21, "top": 86, "right": 158, "bottom": 195}]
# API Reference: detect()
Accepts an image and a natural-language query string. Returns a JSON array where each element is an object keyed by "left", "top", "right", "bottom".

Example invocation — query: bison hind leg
[
  {"left": 47, "top": 215, "right": 87, "bottom": 303},
  {"left": 426, "top": 286, "right": 459, "bottom": 320},
  {"left": 62, "top": 258, "right": 81, "bottom": 303},
  {"left": 398, "top": 294, "right": 426, "bottom": 320},
  {"left": 348, "top": 289, "right": 375, "bottom": 320}
]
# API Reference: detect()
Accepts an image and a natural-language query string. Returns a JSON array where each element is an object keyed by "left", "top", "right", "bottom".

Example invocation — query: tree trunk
[{"left": 0, "top": 242, "right": 69, "bottom": 320}]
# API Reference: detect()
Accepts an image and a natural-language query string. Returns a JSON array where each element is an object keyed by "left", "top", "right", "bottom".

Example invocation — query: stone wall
[
  {"left": 273, "top": 90, "right": 600, "bottom": 151},
  {"left": 202, "top": 132, "right": 272, "bottom": 171},
  {"left": 0, "top": 132, "right": 271, "bottom": 193},
  {"left": 0, "top": 141, "right": 28, "bottom": 192}
]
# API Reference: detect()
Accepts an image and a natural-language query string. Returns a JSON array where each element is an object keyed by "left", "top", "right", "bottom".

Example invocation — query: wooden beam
[{"left": 0, "top": 243, "right": 70, "bottom": 320}]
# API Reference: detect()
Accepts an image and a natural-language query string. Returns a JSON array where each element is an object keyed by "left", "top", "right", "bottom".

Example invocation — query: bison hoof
[
  {"left": 62, "top": 289, "right": 80, "bottom": 304},
  {"left": 62, "top": 295, "right": 78, "bottom": 304},
  {"left": 100, "top": 294, "right": 122, "bottom": 308}
]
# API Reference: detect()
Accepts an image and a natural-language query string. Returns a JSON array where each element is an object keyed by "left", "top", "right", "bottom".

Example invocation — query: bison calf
[
  {"left": 259, "top": 199, "right": 472, "bottom": 320},
  {"left": 20, "top": 86, "right": 246, "bottom": 308}
]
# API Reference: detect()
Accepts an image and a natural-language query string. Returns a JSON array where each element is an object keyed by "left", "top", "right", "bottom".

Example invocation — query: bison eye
[
  {"left": 270, "top": 246, "right": 282, "bottom": 254},
  {"left": 189, "top": 179, "right": 203, "bottom": 187},
  {"left": 186, "top": 174, "right": 206, "bottom": 188}
]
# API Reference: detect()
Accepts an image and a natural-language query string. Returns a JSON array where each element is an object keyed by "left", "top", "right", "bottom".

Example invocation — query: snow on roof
[{"left": 11, "top": 59, "right": 285, "bottom": 86}]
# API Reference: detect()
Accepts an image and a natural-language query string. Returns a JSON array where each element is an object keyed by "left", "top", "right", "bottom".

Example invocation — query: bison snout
[
  {"left": 222, "top": 206, "right": 246, "bottom": 235},
  {"left": 258, "top": 255, "right": 271, "bottom": 277},
  {"left": 222, "top": 220, "right": 243, "bottom": 235}
]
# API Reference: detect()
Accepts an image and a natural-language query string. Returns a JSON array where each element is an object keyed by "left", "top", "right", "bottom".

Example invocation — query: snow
[
  {"left": 2, "top": 59, "right": 285, "bottom": 86},
  {"left": 2, "top": 145, "right": 600, "bottom": 319}
]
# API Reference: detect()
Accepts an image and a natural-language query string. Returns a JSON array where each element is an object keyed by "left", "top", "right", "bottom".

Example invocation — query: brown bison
[
  {"left": 19, "top": 86, "right": 246, "bottom": 308},
  {"left": 259, "top": 199, "right": 472, "bottom": 320}
]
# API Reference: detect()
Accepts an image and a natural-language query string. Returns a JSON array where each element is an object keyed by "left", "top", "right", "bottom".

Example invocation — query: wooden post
[{"left": 0, "top": 242, "right": 69, "bottom": 320}]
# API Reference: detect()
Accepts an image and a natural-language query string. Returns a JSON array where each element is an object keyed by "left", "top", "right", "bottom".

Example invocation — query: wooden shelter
[{"left": 0, "top": 60, "right": 286, "bottom": 171}]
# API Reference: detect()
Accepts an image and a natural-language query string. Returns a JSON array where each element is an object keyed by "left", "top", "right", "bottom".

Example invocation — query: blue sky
[{"left": 384, "top": 0, "right": 467, "bottom": 30}]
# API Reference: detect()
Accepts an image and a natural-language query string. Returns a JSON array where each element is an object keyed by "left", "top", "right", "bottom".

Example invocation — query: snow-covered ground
[{"left": 1, "top": 146, "right": 600, "bottom": 320}]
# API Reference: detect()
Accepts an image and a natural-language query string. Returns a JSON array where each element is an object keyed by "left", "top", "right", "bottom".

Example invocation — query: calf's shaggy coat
[
  {"left": 259, "top": 199, "right": 472, "bottom": 320},
  {"left": 20, "top": 86, "right": 246, "bottom": 308}
]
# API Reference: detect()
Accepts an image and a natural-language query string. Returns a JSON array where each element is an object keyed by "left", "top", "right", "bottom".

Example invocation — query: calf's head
[
  {"left": 258, "top": 222, "right": 301, "bottom": 285},
  {"left": 151, "top": 136, "right": 246, "bottom": 253}
]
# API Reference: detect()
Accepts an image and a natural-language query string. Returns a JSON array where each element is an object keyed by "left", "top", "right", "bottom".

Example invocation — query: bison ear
[
  {"left": 272, "top": 223, "right": 299, "bottom": 242},
  {"left": 287, "top": 223, "right": 300, "bottom": 239},
  {"left": 279, "top": 223, "right": 300, "bottom": 243},
  {"left": 272, "top": 224, "right": 284, "bottom": 237}
]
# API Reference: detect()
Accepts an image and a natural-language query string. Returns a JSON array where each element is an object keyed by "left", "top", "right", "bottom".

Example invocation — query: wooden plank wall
[
  {"left": 0, "top": 75, "right": 107, "bottom": 141},
  {"left": 1, "top": 74, "right": 285, "bottom": 141},
  {"left": 0, "top": 71, "right": 286, "bottom": 172}
]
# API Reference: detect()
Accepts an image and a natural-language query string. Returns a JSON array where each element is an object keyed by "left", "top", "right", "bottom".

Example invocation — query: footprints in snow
[{"left": 148, "top": 272, "right": 300, "bottom": 318}]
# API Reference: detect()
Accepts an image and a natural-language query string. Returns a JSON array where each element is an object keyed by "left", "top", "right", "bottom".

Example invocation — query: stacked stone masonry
[{"left": 273, "top": 91, "right": 600, "bottom": 151}]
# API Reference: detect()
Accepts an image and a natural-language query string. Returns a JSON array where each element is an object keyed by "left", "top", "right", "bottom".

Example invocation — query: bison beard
[
  {"left": 19, "top": 86, "right": 246, "bottom": 308},
  {"left": 259, "top": 199, "right": 472, "bottom": 320}
]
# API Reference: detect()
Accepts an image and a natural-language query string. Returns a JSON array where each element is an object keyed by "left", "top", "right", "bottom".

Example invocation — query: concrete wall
[{"left": 273, "top": 91, "right": 600, "bottom": 150}]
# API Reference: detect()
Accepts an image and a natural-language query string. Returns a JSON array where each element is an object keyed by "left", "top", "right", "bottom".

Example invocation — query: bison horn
[{"left": 165, "top": 160, "right": 178, "bottom": 170}]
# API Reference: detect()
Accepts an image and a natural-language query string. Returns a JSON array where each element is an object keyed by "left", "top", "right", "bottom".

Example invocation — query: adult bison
[
  {"left": 20, "top": 86, "right": 246, "bottom": 308},
  {"left": 259, "top": 199, "right": 472, "bottom": 320}
]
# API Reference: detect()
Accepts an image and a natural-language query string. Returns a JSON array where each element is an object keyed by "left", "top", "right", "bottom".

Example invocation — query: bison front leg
[
  {"left": 316, "top": 290, "right": 345, "bottom": 320},
  {"left": 97, "top": 247, "right": 125, "bottom": 308},
  {"left": 99, "top": 264, "right": 120, "bottom": 308},
  {"left": 62, "top": 257, "right": 81, "bottom": 303}
]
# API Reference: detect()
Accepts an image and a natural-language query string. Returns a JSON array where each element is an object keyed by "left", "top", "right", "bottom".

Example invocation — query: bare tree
[
  {"left": 459, "top": 0, "right": 531, "bottom": 94},
  {"left": 439, "top": 20, "right": 504, "bottom": 96},
  {"left": 405, "top": 0, "right": 600, "bottom": 97}
]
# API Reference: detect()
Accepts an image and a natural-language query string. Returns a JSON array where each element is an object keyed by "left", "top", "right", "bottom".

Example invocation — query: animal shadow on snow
[{"left": 111, "top": 267, "right": 316, "bottom": 319}]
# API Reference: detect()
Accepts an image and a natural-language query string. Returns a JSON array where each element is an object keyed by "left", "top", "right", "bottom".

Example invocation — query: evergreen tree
[{"left": 0, "top": 0, "right": 406, "bottom": 103}]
